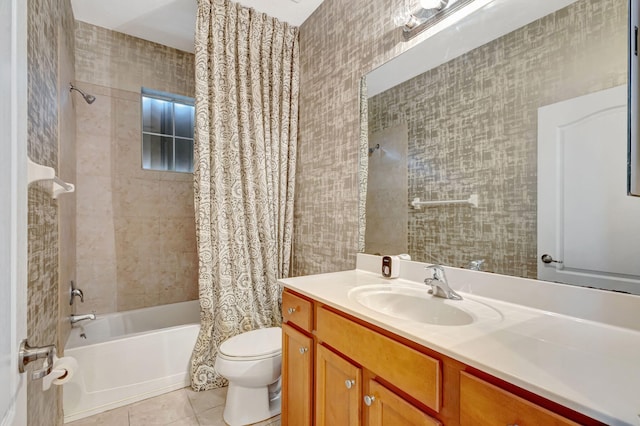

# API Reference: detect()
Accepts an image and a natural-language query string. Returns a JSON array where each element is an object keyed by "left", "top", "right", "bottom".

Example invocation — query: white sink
[{"left": 348, "top": 284, "right": 502, "bottom": 326}]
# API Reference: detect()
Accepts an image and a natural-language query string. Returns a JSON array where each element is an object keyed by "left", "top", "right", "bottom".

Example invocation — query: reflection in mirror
[{"left": 362, "top": 0, "right": 640, "bottom": 294}]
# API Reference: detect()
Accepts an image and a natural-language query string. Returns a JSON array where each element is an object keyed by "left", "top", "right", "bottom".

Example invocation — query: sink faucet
[
  {"left": 70, "top": 313, "right": 96, "bottom": 324},
  {"left": 466, "top": 259, "right": 485, "bottom": 271},
  {"left": 424, "top": 265, "right": 463, "bottom": 300}
]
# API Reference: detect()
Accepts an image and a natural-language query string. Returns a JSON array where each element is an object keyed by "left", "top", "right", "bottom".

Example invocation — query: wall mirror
[{"left": 362, "top": 0, "right": 640, "bottom": 294}]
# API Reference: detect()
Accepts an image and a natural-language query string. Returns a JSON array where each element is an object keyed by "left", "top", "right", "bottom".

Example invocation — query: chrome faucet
[
  {"left": 466, "top": 259, "right": 485, "bottom": 271},
  {"left": 424, "top": 265, "right": 463, "bottom": 300},
  {"left": 70, "top": 313, "right": 96, "bottom": 324},
  {"left": 70, "top": 287, "right": 84, "bottom": 303},
  {"left": 70, "top": 281, "right": 85, "bottom": 305}
]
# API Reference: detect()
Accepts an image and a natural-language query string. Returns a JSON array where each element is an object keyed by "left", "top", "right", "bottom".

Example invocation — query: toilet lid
[{"left": 219, "top": 327, "right": 282, "bottom": 359}]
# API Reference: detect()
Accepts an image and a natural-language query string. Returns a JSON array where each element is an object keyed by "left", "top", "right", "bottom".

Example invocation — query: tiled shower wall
[
  {"left": 27, "top": 0, "right": 76, "bottom": 424},
  {"left": 294, "top": 0, "right": 625, "bottom": 276},
  {"left": 74, "top": 22, "right": 197, "bottom": 313},
  {"left": 367, "top": 0, "right": 626, "bottom": 278},
  {"left": 364, "top": 124, "right": 408, "bottom": 256}
]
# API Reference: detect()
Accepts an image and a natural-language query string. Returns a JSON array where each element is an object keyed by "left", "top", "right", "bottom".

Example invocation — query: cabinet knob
[
  {"left": 363, "top": 395, "right": 375, "bottom": 406},
  {"left": 298, "top": 347, "right": 308, "bottom": 354},
  {"left": 345, "top": 379, "right": 355, "bottom": 389},
  {"left": 287, "top": 307, "right": 296, "bottom": 314}
]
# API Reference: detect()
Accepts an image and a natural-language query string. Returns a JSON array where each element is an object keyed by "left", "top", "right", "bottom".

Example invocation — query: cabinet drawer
[
  {"left": 316, "top": 306, "right": 441, "bottom": 412},
  {"left": 282, "top": 290, "right": 313, "bottom": 332},
  {"left": 460, "top": 372, "right": 579, "bottom": 426}
]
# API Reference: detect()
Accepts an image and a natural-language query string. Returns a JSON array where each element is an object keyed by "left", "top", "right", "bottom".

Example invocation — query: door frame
[{"left": 1, "top": 0, "right": 28, "bottom": 424}]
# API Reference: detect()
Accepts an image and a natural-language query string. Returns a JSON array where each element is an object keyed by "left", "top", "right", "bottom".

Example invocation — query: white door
[
  {"left": 538, "top": 85, "right": 640, "bottom": 293},
  {"left": 1, "top": 0, "right": 28, "bottom": 425}
]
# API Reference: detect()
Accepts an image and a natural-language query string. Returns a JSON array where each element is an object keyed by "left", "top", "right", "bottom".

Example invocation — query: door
[
  {"left": 282, "top": 324, "right": 313, "bottom": 426},
  {"left": 538, "top": 85, "right": 640, "bottom": 293},
  {"left": 315, "top": 344, "right": 361, "bottom": 426},
  {"left": 364, "top": 380, "right": 441, "bottom": 426},
  {"left": 0, "top": 0, "right": 28, "bottom": 424}
]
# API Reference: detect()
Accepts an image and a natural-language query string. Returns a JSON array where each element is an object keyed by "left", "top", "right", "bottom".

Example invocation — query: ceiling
[{"left": 70, "top": 0, "right": 325, "bottom": 53}]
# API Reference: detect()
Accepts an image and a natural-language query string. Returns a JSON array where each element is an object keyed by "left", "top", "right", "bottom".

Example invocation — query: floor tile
[
  {"left": 67, "top": 386, "right": 282, "bottom": 426},
  {"left": 165, "top": 415, "right": 200, "bottom": 426},
  {"left": 128, "top": 389, "right": 195, "bottom": 426},
  {"left": 185, "top": 386, "right": 227, "bottom": 414},
  {"left": 66, "top": 406, "right": 129, "bottom": 425},
  {"left": 252, "top": 415, "right": 281, "bottom": 426},
  {"left": 194, "top": 405, "right": 226, "bottom": 426}
]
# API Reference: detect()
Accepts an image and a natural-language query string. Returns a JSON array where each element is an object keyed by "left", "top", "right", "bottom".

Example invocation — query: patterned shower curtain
[{"left": 190, "top": 0, "right": 299, "bottom": 391}]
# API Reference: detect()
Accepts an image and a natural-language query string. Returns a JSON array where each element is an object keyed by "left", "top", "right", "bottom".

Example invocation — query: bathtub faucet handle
[
  {"left": 70, "top": 281, "right": 84, "bottom": 305},
  {"left": 70, "top": 312, "right": 96, "bottom": 324}
]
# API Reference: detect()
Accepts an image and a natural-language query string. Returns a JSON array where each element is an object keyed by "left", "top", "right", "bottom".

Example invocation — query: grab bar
[{"left": 411, "top": 194, "right": 478, "bottom": 209}]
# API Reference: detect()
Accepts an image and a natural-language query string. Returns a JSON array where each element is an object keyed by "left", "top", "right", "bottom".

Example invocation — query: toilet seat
[{"left": 218, "top": 327, "right": 281, "bottom": 361}]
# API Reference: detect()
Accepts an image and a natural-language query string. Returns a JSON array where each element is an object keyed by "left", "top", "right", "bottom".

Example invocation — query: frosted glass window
[{"left": 141, "top": 88, "right": 195, "bottom": 173}]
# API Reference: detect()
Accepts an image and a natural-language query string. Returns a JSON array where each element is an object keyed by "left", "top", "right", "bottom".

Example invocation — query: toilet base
[{"left": 223, "top": 381, "right": 281, "bottom": 426}]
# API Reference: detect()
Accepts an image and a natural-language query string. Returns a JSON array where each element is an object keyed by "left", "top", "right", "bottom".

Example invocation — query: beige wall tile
[
  {"left": 76, "top": 134, "right": 112, "bottom": 177},
  {"left": 114, "top": 97, "right": 141, "bottom": 141},
  {"left": 76, "top": 213, "right": 116, "bottom": 263},
  {"left": 75, "top": 175, "right": 114, "bottom": 216},
  {"left": 75, "top": 262, "right": 117, "bottom": 314},
  {"left": 75, "top": 92, "right": 112, "bottom": 139}
]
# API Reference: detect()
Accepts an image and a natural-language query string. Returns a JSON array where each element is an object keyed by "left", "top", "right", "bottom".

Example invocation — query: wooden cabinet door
[
  {"left": 315, "top": 344, "right": 362, "bottom": 426},
  {"left": 365, "top": 380, "right": 441, "bottom": 426},
  {"left": 460, "top": 372, "right": 579, "bottom": 426},
  {"left": 282, "top": 323, "right": 313, "bottom": 426}
]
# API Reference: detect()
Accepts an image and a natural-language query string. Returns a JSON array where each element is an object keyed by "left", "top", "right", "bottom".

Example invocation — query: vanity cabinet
[
  {"left": 282, "top": 288, "right": 314, "bottom": 426},
  {"left": 459, "top": 372, "right": 579, "bottom": 426},
  {"left": 315, "top": 344, "right": 361, "bottom": 425},
  {"left": 282, "top": 324, "right": 313, "bottom": 425},
  {"left": 315, "top": 342, "right": 440, "bottom": 426},
  {"left": 365, "top": 380, "right": 441, "bottom": 426},
  {"left": 281, "top": 288, "right": 602, "bottom": 426}
]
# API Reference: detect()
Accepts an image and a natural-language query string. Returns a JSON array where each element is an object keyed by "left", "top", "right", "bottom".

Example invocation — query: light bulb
[{"left": 420, "top": 0, "right": 443, "bottom": 9}]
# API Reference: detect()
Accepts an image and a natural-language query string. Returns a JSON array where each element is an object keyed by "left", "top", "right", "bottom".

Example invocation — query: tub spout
[{"left": 70, "top": 313, "right": 96, "bottom": 324}]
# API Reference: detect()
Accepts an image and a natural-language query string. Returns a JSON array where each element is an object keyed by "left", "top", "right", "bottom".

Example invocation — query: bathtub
[{"left": 62, "top": 300, "right": 200, "bottom": 423}]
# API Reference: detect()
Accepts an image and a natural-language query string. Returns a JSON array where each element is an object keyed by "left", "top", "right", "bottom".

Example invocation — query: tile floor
[{"left": 67, "top": 386, "right": 281, "bottom": 426}]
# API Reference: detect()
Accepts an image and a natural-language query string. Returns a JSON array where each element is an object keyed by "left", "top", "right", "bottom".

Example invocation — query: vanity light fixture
[{"left": 395, "top": 0, "right": 480, "bottom": 40}]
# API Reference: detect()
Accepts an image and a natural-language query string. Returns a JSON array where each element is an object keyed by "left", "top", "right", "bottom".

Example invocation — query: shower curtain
[{"left": 190, "top": 0, "right": 299, "bottom": 390}]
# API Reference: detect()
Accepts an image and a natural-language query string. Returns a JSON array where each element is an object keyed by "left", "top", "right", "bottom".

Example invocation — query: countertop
[{"left": 279, "top": 260, "right": 640, "bottom": 426}]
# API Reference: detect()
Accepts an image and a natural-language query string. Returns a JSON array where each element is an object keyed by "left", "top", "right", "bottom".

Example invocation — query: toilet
[{"left": 214, "top": 327, "right": 282, "bottom": 426}]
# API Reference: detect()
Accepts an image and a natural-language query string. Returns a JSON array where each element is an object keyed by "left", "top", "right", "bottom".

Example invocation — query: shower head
[{"left": 69, "top": 83, "right": 96, "bottom": 104}]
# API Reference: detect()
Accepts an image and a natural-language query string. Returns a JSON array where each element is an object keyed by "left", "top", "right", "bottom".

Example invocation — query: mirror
[
  {"left": 362, "top": 0, "right": 640, "bottom": 294},
  {"left": 630, "top": 0, "right": 640, "bottom": 195}
]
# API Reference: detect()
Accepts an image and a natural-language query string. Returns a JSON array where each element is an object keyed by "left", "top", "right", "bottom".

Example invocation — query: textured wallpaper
[
  {"left": 27, "top": 0, "right": 76, "bottom": 424},
  {"left": 367, "top": 0, "right": 626, "bottom": 278},
  {"left": 74, "top": 22, "right": 198, "bottom": 313},
  {"left": 296, "top": 0, "right": 626, "bottom": 277},
  {"left": 295, "top": 0, "right": 432, "bottom": 276}
]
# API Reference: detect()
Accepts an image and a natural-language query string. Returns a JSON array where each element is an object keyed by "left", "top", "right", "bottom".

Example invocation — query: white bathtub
[{"left": 63, "top": 300, "right": 200, "bottom": 423}]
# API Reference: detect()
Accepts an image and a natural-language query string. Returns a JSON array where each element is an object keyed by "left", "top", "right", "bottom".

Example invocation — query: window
[{"left": 141, "top": 88, "right": 195, "bottom": 173}]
